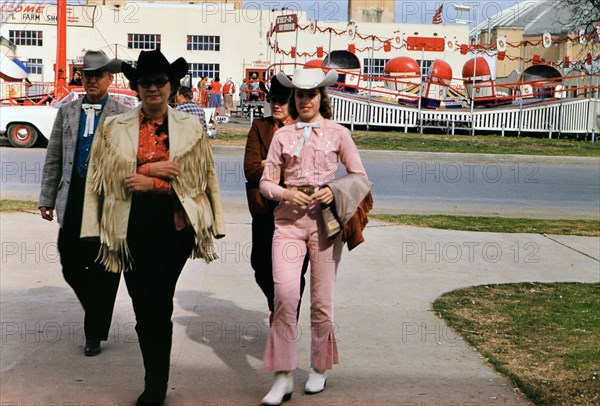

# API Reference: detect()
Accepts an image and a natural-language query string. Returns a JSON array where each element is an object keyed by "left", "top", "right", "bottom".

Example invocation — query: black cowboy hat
[
  {"left": 122, "top": 49, "right": 188, "bottom": 82},
  {"left": 259, "top": 75, "right": 292, "bottom": 98}
]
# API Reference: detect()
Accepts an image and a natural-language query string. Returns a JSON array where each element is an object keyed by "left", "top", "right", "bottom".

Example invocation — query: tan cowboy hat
[
  {"left": 82, "top": 49, "right": 122, "bottom": 73},
  {"left": 276, "top": 68, "right": 338, "bottom": 90}
]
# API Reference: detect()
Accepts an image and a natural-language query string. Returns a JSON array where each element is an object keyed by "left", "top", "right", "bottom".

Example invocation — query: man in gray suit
[{"left": 39, "top": 50, "right": 128, "bottom": 356}]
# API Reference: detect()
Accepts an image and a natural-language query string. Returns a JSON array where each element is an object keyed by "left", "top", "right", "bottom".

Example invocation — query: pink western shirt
[{"left": 259, "top": 118, "right": 367, "bottom": 201}]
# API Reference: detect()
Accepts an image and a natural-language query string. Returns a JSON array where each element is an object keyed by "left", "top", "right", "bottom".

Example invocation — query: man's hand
[
  {"left": 312, "top": 187, "right": 334, "bottom": 205},
  {"left": 40, "top": 207, "right": 54, "bottom": 222},
  {"left": 282, "top": 189, "right": 311, "bottom": 206},
  {"left": 147, "top": 161, "right": 179, "bottom": 179},
  {"left": 125, "top": 174, "right": 155, "bottom": 192}
]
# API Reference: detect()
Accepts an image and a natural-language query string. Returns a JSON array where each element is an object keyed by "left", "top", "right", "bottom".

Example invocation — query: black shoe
[
  {"left": 84, "top": 339, "right": 101, "bottom": 356},
  {"left": 136, "top": 388, "right": 166, "bottom": 405}
]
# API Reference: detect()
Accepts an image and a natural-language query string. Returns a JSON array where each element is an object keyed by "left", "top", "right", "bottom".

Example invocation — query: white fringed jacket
[{"left": 80, "top": 106, "right": 225, "bottom": 273}]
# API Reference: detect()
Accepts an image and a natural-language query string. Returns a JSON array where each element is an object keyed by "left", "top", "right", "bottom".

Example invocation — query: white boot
[
  {"left": 304, "top": 366, "right": 327, "bottom": 394},
  {"left": 261, "top": 371, "right": 293, "bottom": 405}
]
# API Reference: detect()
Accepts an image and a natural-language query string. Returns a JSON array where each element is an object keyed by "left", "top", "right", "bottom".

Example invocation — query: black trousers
[
  {"left": 251, "top": 211, "right": 309, "bottom": 313},
  {"left": 58, "top": 174, "right": 120, "bottom": 341},
  {"left": 125, "top": 193, "right": 194, "bottom": 392}
]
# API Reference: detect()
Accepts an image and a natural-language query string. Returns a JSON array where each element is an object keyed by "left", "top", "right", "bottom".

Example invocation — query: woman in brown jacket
[{"left": 243, "top": 75, "right": 308, "bottom": 321}]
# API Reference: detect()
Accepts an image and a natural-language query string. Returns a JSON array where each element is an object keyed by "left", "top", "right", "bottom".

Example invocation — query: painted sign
[
  {"left": 252, "top": 60, "right": 270, "bottom": 69},
  {"left": 1, "top": 3, "right": 96, "bottom": 28},
  {"left": 406, "top": 37, "right": 445, "bottom": 52},
  {"left": 274, "top": 14, "right": 297, "bottom": 33}
]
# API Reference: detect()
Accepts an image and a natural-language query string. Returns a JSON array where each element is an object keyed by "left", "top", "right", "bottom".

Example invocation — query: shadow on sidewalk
[{"left": 174, "top": 290, "right": 268, "bottom": 375}]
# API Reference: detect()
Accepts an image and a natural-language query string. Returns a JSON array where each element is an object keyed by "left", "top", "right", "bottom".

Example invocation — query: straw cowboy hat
[
  {"left": 276, "top": 68, "right": 338, "bottom": 90},
  {"left": 82, "top": 49, "right": 122, "bottom": 73},
  {"left": 259, "top": 74, "right": 292, "bottom": 98},
  {"left": 122, "top": 49, "right": 188, "bottom": 82}
]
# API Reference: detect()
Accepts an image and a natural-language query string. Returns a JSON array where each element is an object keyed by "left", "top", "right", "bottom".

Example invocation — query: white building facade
[{"left": 1, "top": 2, "right": 470, "bottom": 91}]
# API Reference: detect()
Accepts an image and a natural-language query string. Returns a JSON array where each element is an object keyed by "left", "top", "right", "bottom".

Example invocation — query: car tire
[{"left": 7, "top": 123, "right": 38, "bottom": 148}]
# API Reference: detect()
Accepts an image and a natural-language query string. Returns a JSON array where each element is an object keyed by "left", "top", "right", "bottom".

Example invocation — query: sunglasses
[
  {"left": 138, "top": 77, "right": 170, "bottom": 89},
  {"left": 83, "top": 71, "right": 109, "bottom": 79}
]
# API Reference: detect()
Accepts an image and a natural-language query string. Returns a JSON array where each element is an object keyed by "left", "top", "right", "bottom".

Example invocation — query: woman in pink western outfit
[{"left": 259, "top": 68, "right": 368, "bottom": 405}]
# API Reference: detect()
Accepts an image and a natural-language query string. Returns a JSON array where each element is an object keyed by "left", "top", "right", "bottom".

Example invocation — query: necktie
[
  {"left": 294, "top": 121, "right": 320, "bottom": 157},
  {"left": 81, "top": 103, "right": 102, "bottom": 137}
]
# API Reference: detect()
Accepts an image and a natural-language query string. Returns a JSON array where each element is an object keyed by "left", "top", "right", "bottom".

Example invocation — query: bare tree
[{"left": 560, "top": 0, "right": 600, "bottom": 34}]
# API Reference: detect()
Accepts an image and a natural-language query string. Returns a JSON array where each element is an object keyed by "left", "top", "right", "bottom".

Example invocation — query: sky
[{"left": 242, "top": 0, "right": 520, "bottom": 26}]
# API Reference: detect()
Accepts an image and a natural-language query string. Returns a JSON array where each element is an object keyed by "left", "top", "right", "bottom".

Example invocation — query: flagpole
[{"left": 367, "top": 35, "right": 374, "bottom": 131}]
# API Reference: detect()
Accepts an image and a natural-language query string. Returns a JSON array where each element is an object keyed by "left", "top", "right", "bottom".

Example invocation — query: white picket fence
[{"left": 330, "top": 92, "right": 600, "bottom": 137}]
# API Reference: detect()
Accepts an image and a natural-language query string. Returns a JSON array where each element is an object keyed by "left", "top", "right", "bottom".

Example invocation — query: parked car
[
  {"left": 0, "top": 87, "right": 138, "bottom": 148},
  {"left": 1, "top": 88, "right": 216, "bottom": 147}
]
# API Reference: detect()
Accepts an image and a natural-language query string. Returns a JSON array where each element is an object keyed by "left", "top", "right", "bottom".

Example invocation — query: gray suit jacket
[{"left": 39, "top": 96, "right": 128, "bottom": 226}]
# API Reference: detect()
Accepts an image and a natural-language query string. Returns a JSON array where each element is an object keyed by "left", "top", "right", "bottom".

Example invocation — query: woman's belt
[{"left": 289, "top": 184, "right": 319, "bottom": 196}]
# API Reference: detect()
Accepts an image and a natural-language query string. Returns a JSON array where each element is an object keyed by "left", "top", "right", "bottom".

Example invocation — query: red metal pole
[{"left": 54, "top": 0, "right": 68, "bottom": 99}]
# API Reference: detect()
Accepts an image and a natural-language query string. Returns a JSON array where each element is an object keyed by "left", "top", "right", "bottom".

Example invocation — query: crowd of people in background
[
  {"left": 68, "top": 66, "right": 266, "bottom": 120},
  {"left": 192, "top": 74, "right": 266, "bottom": 118}
]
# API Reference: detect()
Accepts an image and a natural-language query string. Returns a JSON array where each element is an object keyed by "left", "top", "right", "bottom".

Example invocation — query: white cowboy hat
[{"left": 276, "top": 68, "right": 338, "bottom": 90}]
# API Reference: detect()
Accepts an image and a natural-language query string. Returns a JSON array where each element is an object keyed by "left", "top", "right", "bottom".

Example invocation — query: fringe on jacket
[{"left": 88, "top": 122, "right": 219, "bottom": 273}]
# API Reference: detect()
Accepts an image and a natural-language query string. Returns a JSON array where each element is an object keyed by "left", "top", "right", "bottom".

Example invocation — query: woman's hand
[
  {"left": 312, "top": 187, "right": 334, "bottom": 205},
  {"left": 282, "top": 189, "right": 312, "bottom": 206},
  {"left": 125, "top": 174, "right": 155, "bottom": 192},
  {"left": 147, "top": 161, "right": 180, "bottom": 179}
]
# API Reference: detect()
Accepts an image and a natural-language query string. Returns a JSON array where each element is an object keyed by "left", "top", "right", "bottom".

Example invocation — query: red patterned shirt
[{"left": 136, "top": 110, "right": 171, "bottom": 194}]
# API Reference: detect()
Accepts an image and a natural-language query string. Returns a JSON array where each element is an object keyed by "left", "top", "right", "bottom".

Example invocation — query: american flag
[{"left": 432, "top": 4, "right": 443, "bottom": 24}]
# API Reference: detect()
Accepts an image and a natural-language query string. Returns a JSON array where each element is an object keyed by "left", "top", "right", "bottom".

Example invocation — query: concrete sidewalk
[{"left": 1, "top": 207, "right": 598, "bottom": 405}]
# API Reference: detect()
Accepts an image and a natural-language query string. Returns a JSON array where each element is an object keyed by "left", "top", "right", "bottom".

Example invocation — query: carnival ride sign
[
  {"left": 0, "top": 3, "right": 96, "bottom": 28},
  {"left": 274, "top": 14, "right": 298, "bottom": 33},
  {"left": 252, "top": 60, "right": 269, "bottom": 69}
]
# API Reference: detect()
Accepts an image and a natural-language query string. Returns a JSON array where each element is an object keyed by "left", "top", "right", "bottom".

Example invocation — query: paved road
[{"left": 1, "top": 145, "right": 599, "bottom": 219}]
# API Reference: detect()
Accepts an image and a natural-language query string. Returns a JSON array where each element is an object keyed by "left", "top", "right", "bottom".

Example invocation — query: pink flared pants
[{"left": 263, "top": 201, "right": 343, "bottom": 371}]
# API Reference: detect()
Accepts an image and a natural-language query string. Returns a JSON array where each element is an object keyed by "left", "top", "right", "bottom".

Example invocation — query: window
[
  {"left": 187, "top": 35, "right": 220, "bottom": 51},
  {"left": 363, "top": 58, "right": 389, "bottom": 76},
  {"left": 9, "top": 30, "right": 42, "bottom": 46},
  {"left": 189, "top": 63, "right": 220, "bottom": 79},
  {"left": 127, "top": 34, "right": 161, "bottom": 50},
  {"left": 24, "top": 58, "right": 43, "bottom": 75},
  {"left": 416, "top": 60, "right": 433, "bottom": 76}
]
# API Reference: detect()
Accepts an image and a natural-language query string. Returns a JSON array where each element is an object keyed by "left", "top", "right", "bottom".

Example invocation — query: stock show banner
[{"left": 1, "top": 3, "right": 96, "bottom": 28}]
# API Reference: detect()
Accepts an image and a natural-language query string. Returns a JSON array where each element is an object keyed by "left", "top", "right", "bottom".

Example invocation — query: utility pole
[{"left": 55, "top": 0, "right": 68, "bottom": 100}]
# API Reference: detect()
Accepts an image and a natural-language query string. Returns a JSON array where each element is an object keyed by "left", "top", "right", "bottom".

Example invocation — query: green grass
[
  {"left": 215, "top": 126, "right": 600, "bottom": 157},
  {"left": 4, "top": 202, "right": 598, "bottom": 237},
  {"left": 433, "top": 283, "right": 600, "bottom": 405},
  {"left": 0, "top": 200, "right": 38, "bottom": 212},
  {"left": 351, "top": 131, "right": 600, "bottom": 156},
  {"left": 370, "top": 214, "right": 600, "bottom": 236}
]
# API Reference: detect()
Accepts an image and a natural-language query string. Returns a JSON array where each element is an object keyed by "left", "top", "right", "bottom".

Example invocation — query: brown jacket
[
  {"left": 343, "top": 192, "right": 373, "bottom": 250},
  {"left": 244, "top": 116, "right": 281, "bottom": 216},
  {"left": 324, "top": 174, "right": 373, "bottom": 251}
]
